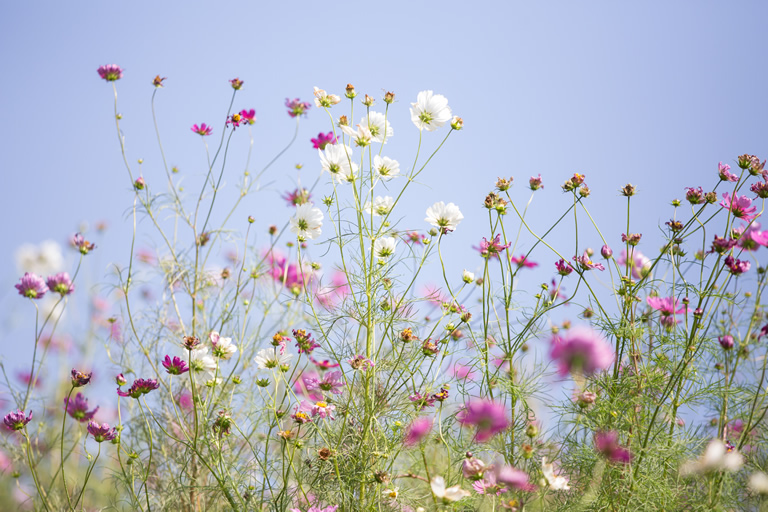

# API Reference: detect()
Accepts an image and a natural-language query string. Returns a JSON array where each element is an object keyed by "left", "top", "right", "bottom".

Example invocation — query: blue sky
[{"left": 1, "top": 1, "right": 766, "bottom": 397}]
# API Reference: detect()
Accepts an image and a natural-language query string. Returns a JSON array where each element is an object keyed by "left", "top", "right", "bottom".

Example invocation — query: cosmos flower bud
[{"left": 345, "top": 84, "right": 356, "bottom": 99}]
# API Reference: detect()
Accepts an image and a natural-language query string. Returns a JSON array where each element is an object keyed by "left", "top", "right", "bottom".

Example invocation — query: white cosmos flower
[
  {"left": 319, "top": 144, "right": 358, "bottom": 184},
  {"left": 364, "top": 196, "right": 394, "bottom": 217},
  {"left": 313, "top": 86, "right": 341, "bottom": 108},
  {"left": 374, "top": 237, "right": 397, "bottom": 259},
  {"left": 430, "top": 476, "right": 469, "bottom": 502},
  {"left": 373, "top": 155, "right": 400, "bottom": 181},
  {"left": 541, "top": 457, "right": 570, "bottom": 491},
  {"left": 410, "top": 90, "right": 452, "bottom": 131},
  {"left": 15, "top": 240, "right": 64, "bottom": 276},
  {"left": 210, "top": 331, "right": 238, "bottom": 360},
  {"left": 361, "top": 111, "right": 393, "bottom": 143},
  {"left": 190, "top": 346, "right": 217, "bottom": 381},
  {"left": 425, "top": 201, "right": 464, "bottom": 232},
  {"left": 749, "top": 472, "right": 768, "bottom": 494},
  {"left": 254, "top": 347, "right": 294, "bottom": 370},
  {"left": 290, "top": 204, "right": 324, "bottom": 240},
  {"left": 462, "top": 269, "right": 475, "bottom": 283},
  {"left": 680, "top": 439, "right": 744, "bottom": 476},
  {"left": 340, "top": 123, "right": 372, "bottom": 147}
]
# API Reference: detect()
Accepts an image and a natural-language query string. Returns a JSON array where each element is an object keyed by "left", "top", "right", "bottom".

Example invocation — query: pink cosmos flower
[
  {"left": 46, "top": 272, "right": 74, "bottom": 295},
  {"left": 495, "top": 465, "right": 535, "bottom": 491},
  {"left": 304, "top": 371, "right": 344, "bottom": 395},
  {"left": 718, "top": 162, "right": 738, "bottom": 182},
  {"left": 510, "top": 254, "right": 538, "bottom": 269},
  {"left": 300, "top": 399, "right": 336, "bottom": 420},
  {"left": 191, "top": 123, "right": 212, "bottom": 136},
  {"left": 709, "top": 235, "right": 738, "bottom": 254},
  {"left": 409, "top": 392, "right": 436, "bottom": 410},
  {"left": 293, "top": 329, "right": 320, "bottom": 354},
  {"left": 71, "top": 369, "right": 92, "bottom": 387},
  {"left": 452, "top": 363, "right": 476, "bottom": 380},
  {"left": 595, "top": 430, "right": 632, "bottom": 464},
  {"left": 617, "top": 250, "right": 651, "bottom": 280},
  {"left": 293, "top": 371, "right": 323, "bottom": 401},
  {"left": 646, "top": 296, "right": 686, "bottom": 317},
  {"left": 573, "top": 251, "right": 605, "bottom": 271},
  {"left": 403, "top": 417, "right": 432, "bottom": 446},
  {"left": 15, "top": 273, "right": 48, "bottom": 299},
  {"left": 347, "top": 355, "right": 374, "bottom": 371},
  {"left": 476, "top": 234, "right": 511, "bottom": 259},
  {"left": 404, "top": 231, "right": 426, "bottom": 245},
  {"left": 457, "top": 400, "right": 508, "bottom": 442},
  {"left": 87, "top": 421, "right": 117, "bottom": 442},
  {"left": 750, "top": 180, "right": 768, "bottom": 198},
  {"left": 97, "top": 64, "right": 123, "bottom": 81},
  {"left": 315, "top": 271, "right": 350, "bottom": 308},
  {"left": 472, "top": 472, "right": 507, "bottom": 495},
  {"left": 309, "top": 357, "right": 341, "bottom": 370},
  {"left": 720, "top": 192, "right": 758, "bottom": 222},
  {"left": 734, "top": 223, "right": 768, "bottom": 250},
  {"left": 285, "top": 98, "right": 311, "bottom": 118},
  {"left": 311, "top": 132, "right": 337, "bottom": 150},
  {"left": 239, "top": 109, "right": 256, "bottom": 124},
  {"left": 550, "top": 326, "right": 613, "bottom": 376},
  {"left": 4, "top": 410, "right": 32, "bottom": 431},
  {"left": 529, "top": 174, "right": 543, "bottom": 190},
  {"left": 282, "top": 188, "right": 311, "bottom": 207},
  {"left": 72, "top": 233, "right": 96, "bottom": 255},
  {"left": 64, "top": 393, "right": 99, "bottom": 422}
]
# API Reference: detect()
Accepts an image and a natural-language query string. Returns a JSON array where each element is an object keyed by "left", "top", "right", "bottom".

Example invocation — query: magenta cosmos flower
[
  {"left": 117, "top": 378, "right": 159, "bottom": 399},
  {"left": 46, "top": 272, "right": 74, "bottom": 295},
  {"left": 550, "top": 326, "right": 613, "bottom": 377},
  {"left": 4, "top": 409, "right": 32, "bottom": 431},
  {"left": 87, "top": 421, "right": 117, "bottom": 442},
  {"left": 555, "top": 259, "right": 574, "bottom": 276},
  {"left": 720, "top": 192, "right": 758, "bottom": 222},
  {"left": 403, "top": 417, "right": 432, "bottom": 446},
  {"left": 97, "top": 64, "right": 123, "bottom": 81},
  {"left": 191, "top": 123, "right": 212, "bottom": 136},
  {"left": 71, "top": 368, "right": 92, "bottom": 387},
  {"left": 285, "top": 98, "right": 311, "bottom": 118},
  {"left": 311, "top": 132, "right": 337, "bottom": 150},
  {"left": 457, "top": 400, "right": 509, "bottom": 442},
  {"left": 15, "top": 272, "right": 48, "bottom": 299},
  {"left": 239, "top": 109, "right": 256, "bottom": 124},
  {"left": 162, "top": 355, "right": 189, "bottom": 375},
  {"left": 595, "top": 430, "right": 632, "bottom": 464},
  {"left": 725, "top": 255, "right": 750, "bottom": 275},
  {"left": 646, "top": 296, "right": 686, "bottom": 317},
  {"left": 64, "top": 393, "right": 99, "bottom": 422}
]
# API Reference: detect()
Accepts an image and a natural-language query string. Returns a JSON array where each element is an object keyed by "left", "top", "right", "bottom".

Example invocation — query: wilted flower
[
  {"left": 97, "top": 64, "right": 123, "bottom": 81},
  {"left": 595, "top": 430, "right": 632, "bottom": 464},
  {"left": 64, "top": 393, "right": 99, "bottom": 422},
  {"left": 347, "top": 355, "right": 374, "bottom": 371},
  {"left": 410, "top": 91, "right": 452, "bottom": 131},
  {"left": 4, "top": 410, "right": 32, "bottom": 431},
  {"left": 457, "top": 400, "right": 508, "bottom": 442},
  {"left": 162, "top": 355, "right": 190, "bottom": 375},
  {"left": 293, "top": 329, "right": 320, "bottom": 354},
  {"left": 550, "top": 326, "right": 613, "bottom": 376},
  {"left": 290, "top": 204, "right": 324, "bottom": 240},
  {"left": 71, "top": 369, "right": 92, "bottom": 388},
  {"left": 72, "top": 233, "right": 96, "bottom": 255},
  {"left": 191, "top": 123, "right": 212, "bottom": 136},
  {"left": 15, "top": 272, "right": 48, "bottom": 299},
  {"left": 622, "top": 233, "right": 642, "bottom": 246},
  {"left": 87, "top": 421, "right": 117, "bottom": 442},
  {"left": 555, "top": 259, "right": 574, "bottom": 276},
  {"left": 529, "top": 174, "right": 544, "bottom": 190},
  {"left": 229, "top": 77, "right": 244, "bottom": 90},
  {"left": 680, "top": 439, "right": 743, "bottom": 475},
  {"left": 718, "top": 162, "right": 738, "bottom": 182}
]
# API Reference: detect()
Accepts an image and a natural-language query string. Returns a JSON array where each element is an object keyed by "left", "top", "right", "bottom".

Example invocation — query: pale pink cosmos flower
[
  {"left": 617, "top": 250, "right": 651, "bottom": 280},
  {"left": 646, "top": 296, "right": 686, "bottom": 317},
  {"left": 720, "top": 192, "right": 758, "bottom": 222},
  {"left": 734, "top": 223, "right": 768, "bottom": 250},
  {"left": 457, "top": 400, "right": 509, "bottom": 442},
  {"left": 495, "top": 465, "right": 535, "bottom": 491},
  {"left": 573, "top": 251, "right": 605, "bottom": 271},
  {"left": 550, "top": 326, "right": 613, "bottom": 377},
  {"left": 718, "top": 162, "right": 738, "bottom": 182},
  {"left": 403, "top": 417, "right": 432, "bottom": 446},
  {"left": 46, "top": 272, "right": 74, "bottom": 296},
  {"left": 452, "top": 363, "right": 476, "bottom": 380},
  {"left": 472, "top": 471, "right": 507, "bottom": 495}
]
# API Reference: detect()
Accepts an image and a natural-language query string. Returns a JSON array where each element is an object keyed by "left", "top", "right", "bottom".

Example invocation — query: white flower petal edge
[
  {"left": 290, "top": 204, "right": 324, "bottom": 240},
  {"left": 542, "top": 457, "right": 570, "bottom": 491},
  {"left": 430, "top": 476, "right": 470, "bottom": 502},
  {"left": 410, "top": 90, "right": 452, "bottom": 132},
  {"left": 425, "top": 201, "right": 464, "bottom": 231}
]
